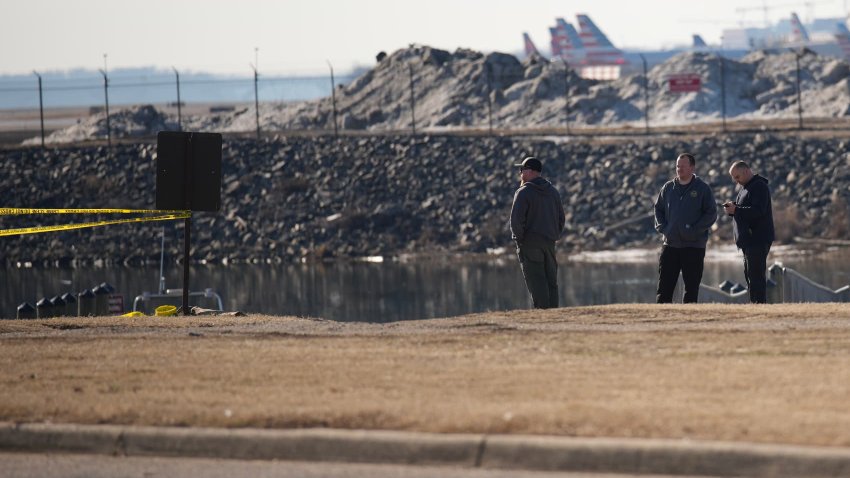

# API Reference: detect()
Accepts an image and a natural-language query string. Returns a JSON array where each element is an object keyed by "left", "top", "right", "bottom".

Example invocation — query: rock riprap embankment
[{"left": 2, "top": 134, "right": 849, "bottom": 265}]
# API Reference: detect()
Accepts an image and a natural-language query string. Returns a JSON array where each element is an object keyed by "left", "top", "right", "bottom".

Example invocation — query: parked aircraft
[
  {"left": 523, "top": 32, "right": 541, "bottom": 57},
  {"left": 576, "top": 14, "right": 627, "bottom": 65},
  {"left": 520, "top": 11, "right": 850, "bottom": 79},
  {"left": 790, "top": 12, "right": 811, "bottom": 43},
  {"left": 835, "top": 22, "right": 850, "bottom": 59}
]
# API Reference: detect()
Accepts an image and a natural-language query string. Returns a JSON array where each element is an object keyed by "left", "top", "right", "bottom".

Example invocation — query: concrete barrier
[{"left": 2, "top": 422, "right": 850, "bottom": 477}]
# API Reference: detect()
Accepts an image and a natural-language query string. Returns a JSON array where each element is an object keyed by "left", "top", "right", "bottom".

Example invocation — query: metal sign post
[
  {"left": 156, "top": 132, "right": 222, "bottom": 315},
  {"left": 181, "top": 136, "right": 194, "bottom": 314}
]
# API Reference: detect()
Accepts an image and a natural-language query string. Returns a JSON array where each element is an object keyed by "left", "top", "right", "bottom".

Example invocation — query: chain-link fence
[{"left": 3, "top": 47, "right": 850, "bottom": 147}]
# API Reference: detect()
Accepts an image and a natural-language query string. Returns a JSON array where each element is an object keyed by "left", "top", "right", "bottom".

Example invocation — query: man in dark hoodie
[
  {"left": 654, "top": 153, "right": 717, "bottom": 303},
  {"left": 723, "top": 161, "right": 775, "bottom": 303},
  {"left": 510, "top": 156, "right": 566, "bottom": 309}
]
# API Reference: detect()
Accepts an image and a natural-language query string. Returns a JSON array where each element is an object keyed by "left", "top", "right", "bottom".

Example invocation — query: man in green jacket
[{"left": 510, "top": 157, "right": 566, "bottom": 309}]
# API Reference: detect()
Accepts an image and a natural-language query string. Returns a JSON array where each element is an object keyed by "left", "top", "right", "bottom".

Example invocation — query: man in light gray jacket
[
  {"left": 510, "top": 157, "right": 566, "bottom": 309},
  {"left": 653, "top": 153, "right": 717, "bottom": 303}
]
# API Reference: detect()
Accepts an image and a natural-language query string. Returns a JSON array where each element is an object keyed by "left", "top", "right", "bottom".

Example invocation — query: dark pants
[
  {"left": 517, "top": 243, "right": 559, "bottom": 309},
  {"left": 743, "top": 243, "right": 771, "bottom": 304},
  {"left": 656, "top": 245, "right": 706, "bottom": 303}
]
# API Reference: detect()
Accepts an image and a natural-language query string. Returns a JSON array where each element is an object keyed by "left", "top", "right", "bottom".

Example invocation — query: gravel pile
[
  {"left": 206, "top": 46, "right": 850, "bottom": 131},
  {"left": 26, "top": 46, "right": 850, "bottom": 146},
  {"left": 2, "top": 134, "right": 849, "bottom": 266},
  {"left": 22, "top": 105, "right": 177, "bottom": 146}
]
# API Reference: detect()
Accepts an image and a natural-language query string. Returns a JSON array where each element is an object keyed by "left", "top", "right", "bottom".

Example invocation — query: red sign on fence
[{"left": 667, "top": 74, "right": 701, "bottom": 93}]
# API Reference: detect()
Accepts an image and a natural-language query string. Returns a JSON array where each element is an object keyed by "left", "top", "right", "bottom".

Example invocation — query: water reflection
[{"left": 2, "top": 248, "right": 849, "bottom": 321}]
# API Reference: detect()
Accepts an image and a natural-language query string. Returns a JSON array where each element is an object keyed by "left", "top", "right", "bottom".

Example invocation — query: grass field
[{"left": 2, "top": 303, "right": 850, "bottom": 447}]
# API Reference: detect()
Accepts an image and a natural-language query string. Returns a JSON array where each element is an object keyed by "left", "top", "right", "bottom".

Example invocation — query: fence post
[
  {"left": 485, "top": 62, "right": 494, "bottom": 136},
  {"left": 327, "top": 61, "right": 339, "bottom": 138},
  {"left": 640, "top": 54, "right": 649, "bottom": 135},
  {"left": 794, "top": 51, "right": 803, "bottom": 130},
  {"left": 719, "top": 55, "right": 727, "bottom": 133},
  {"left": 252, "top": 66, "right": 260, "bottom": 140},
  {"left": 172, "top": 67, "right": 182, "bottom": 131},
  {"left": 408, "top": 64, "right": 416, "bottom": 136},
  {"left": 563, "top": 60, "right": 571, "bottom": 136},
  {"left": 98, "top": 68, "right": 111, "bottom": 150},
  {"left": 33, "top": 71, "right": 45, "bottom": 149}
]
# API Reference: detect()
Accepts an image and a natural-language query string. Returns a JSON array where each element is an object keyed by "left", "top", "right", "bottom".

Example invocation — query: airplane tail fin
[
  {"left": 692, "top": 34, "right": 707, "bottom": 48},
  {"left": 549, "top": 27, "right": 563, "bottom": 58},
  {"left": 523, "top": 32, "right": 541, "bottom": 57},
  {"left": 550, "top": 18, "right": 585, "bottom": 64},
  {"left": 790, "top": 12, "right": 810, "bottom": 42},
  {"left": 576, "top": 14, "right": 614, "bottom": 48},
  {"left": 834, "top": 22, "right": 850, "bottom": 59},
  {"left": 576, "top": 14, "right": 625, "bottom": 65}
]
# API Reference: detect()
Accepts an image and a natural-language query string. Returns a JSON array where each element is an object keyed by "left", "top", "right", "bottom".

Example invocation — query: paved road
[{"left": 0, "top": 452, "right": 723, "bottom": 478}]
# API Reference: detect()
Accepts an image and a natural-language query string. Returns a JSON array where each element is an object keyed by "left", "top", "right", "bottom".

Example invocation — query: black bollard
[
  {"left": 730, "top": 283, "right": 747, "bottom": 294},
  {"left": 100, "top": 282, "right": 116, "bottom": 315},
  {"left": 61, "top": 293, "right": 76, "bottom": 317},
  {"left": 77, "top": 289, "right": 96, "bottom": 317},
  {"left": 17, "top": 302, "right": 37, "bottom": 320},
  {"left": 36, "top": 297, "right": 52, "bottom": 319},
  {"left": 49, "top": 295, "right": 66, "bottom": 317},
  {"left": 92, "top": 284, "right": 110, "bottom": 316}
]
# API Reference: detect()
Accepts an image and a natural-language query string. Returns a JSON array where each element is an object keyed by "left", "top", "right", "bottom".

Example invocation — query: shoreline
[{"left": 4, "top": 242, "right": 848, "bottom": 270}]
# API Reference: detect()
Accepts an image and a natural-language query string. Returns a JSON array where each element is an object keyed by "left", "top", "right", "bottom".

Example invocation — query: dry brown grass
[{"left": 2, "top": 304, "right": 850, "bottom": 447}]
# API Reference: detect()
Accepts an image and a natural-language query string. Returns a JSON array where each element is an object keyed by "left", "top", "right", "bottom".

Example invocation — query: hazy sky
[{"left": 2, "top": 0, "right": 849, "bottom": 76}]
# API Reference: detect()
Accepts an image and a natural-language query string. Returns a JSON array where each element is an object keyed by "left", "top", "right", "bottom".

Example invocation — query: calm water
[{"left": 2, "top": 247, "right": 850, "bottom": 321}]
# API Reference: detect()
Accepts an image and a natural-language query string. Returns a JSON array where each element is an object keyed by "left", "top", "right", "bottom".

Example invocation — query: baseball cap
[{"left": 514, "top": 156, "right": 542, "bottom": 172}]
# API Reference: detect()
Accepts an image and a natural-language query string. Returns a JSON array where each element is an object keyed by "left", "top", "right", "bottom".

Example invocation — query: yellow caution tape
[
  {"left": 0, "top": 210, "right": 191, "bottom": 237},
  {"left": 0, "top": 208, "right": 189, "bottom": 215}
]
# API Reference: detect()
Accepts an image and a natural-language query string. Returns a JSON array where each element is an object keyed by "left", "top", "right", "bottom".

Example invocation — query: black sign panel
[{"left": 155, "top": 131, "right": 222, "bottom": 211}]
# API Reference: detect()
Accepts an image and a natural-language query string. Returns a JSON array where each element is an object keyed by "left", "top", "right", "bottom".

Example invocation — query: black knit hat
[{"left": 514, "top": 156, "right": 542, "bottom": 172}]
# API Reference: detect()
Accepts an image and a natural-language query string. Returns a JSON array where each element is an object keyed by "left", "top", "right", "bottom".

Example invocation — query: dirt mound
[
  {"left": 25, "top": 46, "right": 850, "bottom": 143},
  {"left": 23, "top": 105, "right": 177, "bottom": 145},
  {"left": 191, "top": 46, "right": 850, "bottom": 132}
]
